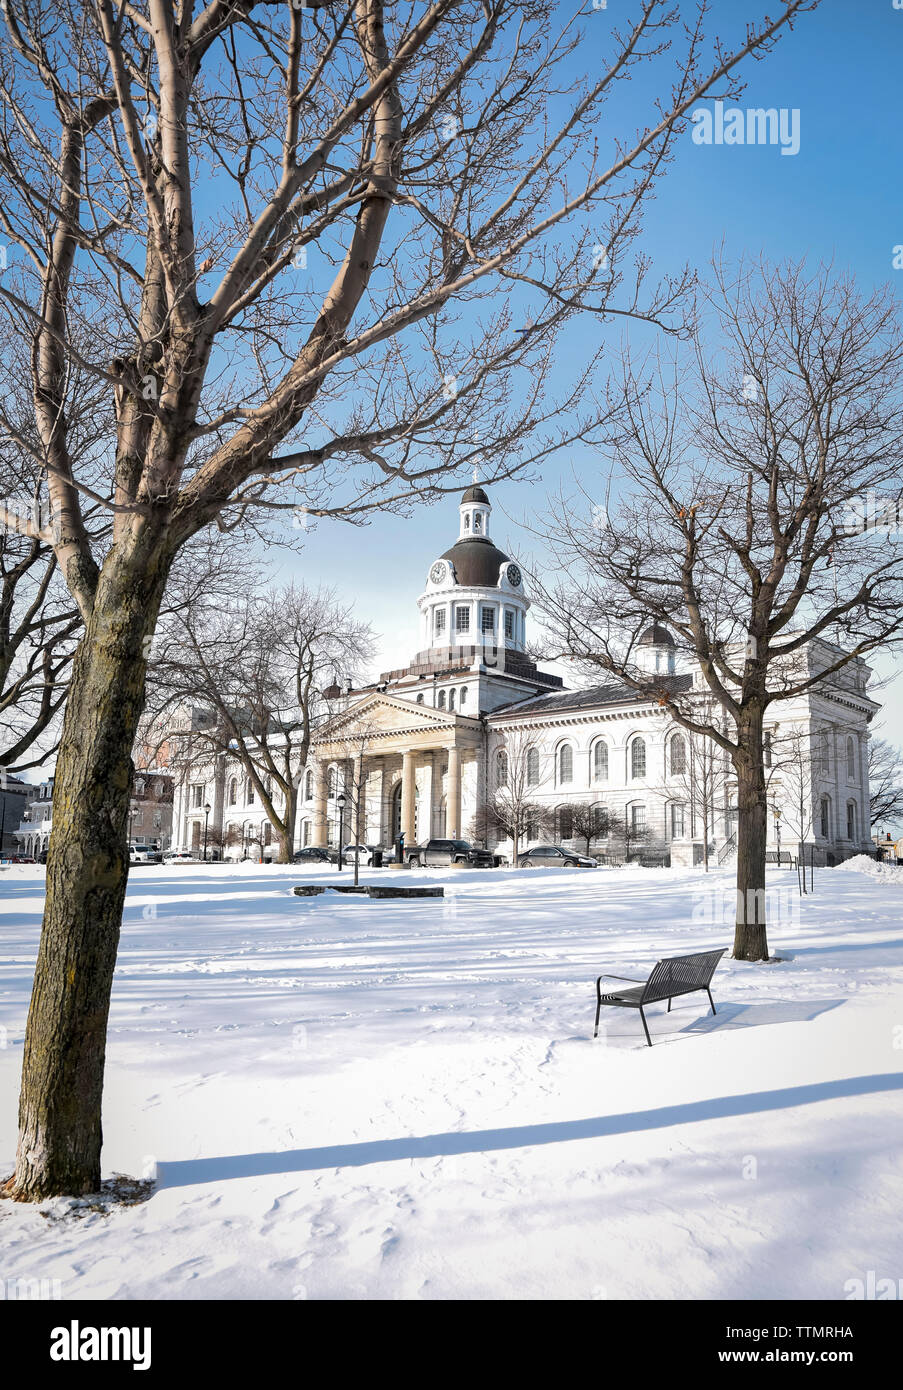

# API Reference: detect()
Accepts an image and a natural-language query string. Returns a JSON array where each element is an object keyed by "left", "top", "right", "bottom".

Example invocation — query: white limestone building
[{"left": 169, "top": 486, "right": 878, "bottom": 865}]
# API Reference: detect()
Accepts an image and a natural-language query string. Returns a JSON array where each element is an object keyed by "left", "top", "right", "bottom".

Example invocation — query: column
[
  {"left": 401, "top": 749, "right": 417, "bottom": 842},
  {"left": 353, "top": 752, "right": 365, "bottom": 843},
  {"left": 311, "top": 759, "right": 327, "bottom": 847},
  {"left": 447, "top": 744, "right": 461, "bottom": 838},
  {"left": 859, "top": 731, "right": 869, "bottom": 845}
]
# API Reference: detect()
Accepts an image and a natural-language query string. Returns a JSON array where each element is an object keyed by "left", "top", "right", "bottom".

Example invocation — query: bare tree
[
  {"left": 569, "top": 800, "right": 611, "bottom": 857},
  {"left": 475, "top": 730, "right": 553, "bottom": 861},
  {"left": 0, "top": 330, "right": 111, "bottom": 770},
  {"left": 537, "top": 261, "right": 903, "bottom": 960},
  {"left": 0, "top": 0, "right": 819, "bottom": 1199},
  {"left": 868, "top": 735, "right": 903, "bottom": 831},
  {"left": 766, "top": 726, "right": 816, "bottom": 854},
  {"left": 146, "top": 581, "right": 374, "bottom": 862},
  {"left": 656, "top": 709, "right": 733, "bottom": 870}
]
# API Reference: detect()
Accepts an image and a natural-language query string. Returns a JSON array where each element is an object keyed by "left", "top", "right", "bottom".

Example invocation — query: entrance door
[{"left": 391, "top": 780, "right": 418, "bottom": 840}]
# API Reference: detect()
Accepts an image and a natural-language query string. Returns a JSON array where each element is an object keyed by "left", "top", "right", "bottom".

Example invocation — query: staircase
[{"left": 716, "top": 833, "right": 737, "bottom": 867}]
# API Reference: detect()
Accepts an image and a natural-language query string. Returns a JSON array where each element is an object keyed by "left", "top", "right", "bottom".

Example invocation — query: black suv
[{"left": 405, "top": 838, "right": 499, "bottom": 868}]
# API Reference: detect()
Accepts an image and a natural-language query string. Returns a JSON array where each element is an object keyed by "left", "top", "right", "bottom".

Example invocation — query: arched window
[
  {"left": 558, "top": 744, "right": 573, "bottom": 784},
  {"left": 302, "top": 820, "right": 311, "bottom": 847},
  {"left": 592, "top": 804, "right": 609, "bottom": 838},
  {"left": 327, "top": 766, "right": 336, "bottom": 798},
  {"left": 846, "top": 801, "right": 857, "bottom": 840},
  {"left": 247, "top": 780, "right": 255, "bottom": 804},
  {"left": 229, "top": 778, "right": 238, "bottom": 805},
  {"left": 559, "top": 805, "right": 573, "bottom": 839},
  {"left": 496, "top": 750, "right": 508, "bottom": 787},
  {"left": 304, "top": 770, "right": 313, "bottom": 802},
  {"left": 459, "top": 686, "right": 467, "bottom": 707},
  {"left": 670, "top": 734, "right": 686, "bottom": 777},
  {"left": 527, "top": 748, "right": 540, "bottom": 786},
  {"left": 416, "top": 692, "right": 424, "bottom": 704},
  {"left": 437, "top": 689, "right": 446, "bottom": 709},
  {"left": 818, "top": 731, "right": 831, "bottom": 775},
  {"left": 631, "top": 737, "right": 647, "bottom": 779},
  {"left": 820, "top": 795, "right": 831, "bottom": 839},
  {"left": 847, "top": 736, "right": 856, "bottom": 779},
  {"left": 449, "top": 688, "right": 456, "bottom": 710},
  {"left": 593, "top": 741, "right": 608, "bottom": 782}
]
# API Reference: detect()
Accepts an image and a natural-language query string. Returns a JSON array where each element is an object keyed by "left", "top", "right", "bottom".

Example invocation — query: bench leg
[
  {"left": 639, "top": 1006, "right": 652, "bottom": 1047},
  {"left": 593, "top": 981, "right": 602, "bottom": 1039},
  {"left": 667, "top": 997, "right": 672, "bottom": 1013},
  {"left": 706, "top": 987, "right": 716, "bottom": 1016}
]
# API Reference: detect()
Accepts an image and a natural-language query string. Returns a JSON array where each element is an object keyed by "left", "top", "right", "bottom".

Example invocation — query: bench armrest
[{"left": 596, "top": 973, "right": 646, "bottom": 984}]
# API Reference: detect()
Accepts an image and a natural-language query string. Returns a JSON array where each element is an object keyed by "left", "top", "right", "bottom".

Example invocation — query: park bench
[
  {"left": 765, "top": 850, "right": 797, "bottom": 868},
  {"left": 593, "top": 948, "right": 727, "bottom": 1047}
]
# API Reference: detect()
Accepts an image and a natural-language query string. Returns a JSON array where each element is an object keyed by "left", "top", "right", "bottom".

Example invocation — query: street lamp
[
  {"left": 337, "top": 792, "right": 346, "bottom": 870},
  {"left": 773, "top": 805, "right": 782, "bottom": 862},
  {"left": 203, "top": 802, "right": 211, "bottom": 862}
]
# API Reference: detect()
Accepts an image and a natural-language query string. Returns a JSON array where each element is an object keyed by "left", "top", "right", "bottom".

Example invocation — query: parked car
[
  {"left": 404, "top": 838, "right": 500, "bottom": 868},
  {"left": 163, "top": 849, "right": 198, "bottom": 863},
  {"left": 130, "top": 844, "right": 162, "bottom": 864},
  {"left": 517, "top": 845, "right": 598, "bottom": 868},
  {"left": 338, "top": 843, "right": 376, "bottom": 865},
  {"left": 292, "top": 846, "right": 332, "bottom": 864},
  {"left": 1, "top": 853, "right": 36, "bottom": 864}
]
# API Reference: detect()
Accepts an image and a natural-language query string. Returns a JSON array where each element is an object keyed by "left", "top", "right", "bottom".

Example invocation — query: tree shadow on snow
[{"left": 157, "top": 1073, "right": 903, "bottom": 1190}]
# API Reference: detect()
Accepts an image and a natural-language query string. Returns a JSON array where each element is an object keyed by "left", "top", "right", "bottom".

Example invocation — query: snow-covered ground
[{"left": 1, "top": 860, "right": 901, "bottom": 1301}]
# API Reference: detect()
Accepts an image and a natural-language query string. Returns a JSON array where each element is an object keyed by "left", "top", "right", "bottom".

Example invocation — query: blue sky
[{"left": 272, "top": 0, "right": 903, "bottom": 739}]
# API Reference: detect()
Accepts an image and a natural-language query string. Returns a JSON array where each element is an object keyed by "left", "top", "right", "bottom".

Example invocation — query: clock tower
[
  {"left": 355, "top": 484, "right": 563, "bottom": 716},
  {"left": 418, "top": 485, "right": 529, "bottom": 657}
]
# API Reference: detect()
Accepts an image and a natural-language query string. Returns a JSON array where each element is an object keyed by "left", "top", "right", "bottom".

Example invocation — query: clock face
[
  {"left": 506, "top": 563, "right": 522, "bottom": 587},
  {"left": 430, "top": 561, "right": 447, "bottom": 585}
]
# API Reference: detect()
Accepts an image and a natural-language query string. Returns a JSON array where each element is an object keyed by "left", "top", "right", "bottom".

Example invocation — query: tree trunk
[
  {"left": 7, "top": 556, "right": 168, "bottom": 1200},
  {"left": 277, "top": 782, "right": 298, "bottom": 864},
  {"left": 732, "top": 707, "right": 770, "bottom": 962}
]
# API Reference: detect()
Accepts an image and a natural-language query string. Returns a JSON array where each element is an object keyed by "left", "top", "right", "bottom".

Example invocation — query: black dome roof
[
  {"left": 638, "top": 622, "right": 675, "bottom": 647},
  {"left": 461, "top": 484, "right": 490, "bottom": 504},
  {"left": 440, "top": 537, "right": 510, "bottom": 587}
]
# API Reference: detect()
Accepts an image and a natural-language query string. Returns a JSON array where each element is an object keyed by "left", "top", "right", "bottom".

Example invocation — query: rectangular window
[
  {"left": 434, "top": 608, "right": 446, "bottom": 635},
  {"left": 671, "top": 804, "right": 685, "bottom": 838},
  {"left": 481, "top": 607, "right": 495, "bottom": 633},
  {"left": 504, "top": 609, "right": 514, "bottom": 639},
  {"left": 631, "top": 805, "right": 646, "bottom": 832},
  {"left": 191, "top": 784, "right": 204, "bottom": 808},
  {"left": 455, "top": 606, "right": 470, "bottom": 634}
]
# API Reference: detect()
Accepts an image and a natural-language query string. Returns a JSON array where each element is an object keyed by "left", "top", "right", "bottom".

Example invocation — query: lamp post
[
  {"left": 337, "top": 792, "right": 346, "bottom": 870},
  {"left": 773, "top": 805, "right": 782, "bottom": 863},
  {"left": 203, "top": 802, "right": 211, "bottom": 862},
  {"left": 128, "top": 800, "right": 137, "bottom": 847}
]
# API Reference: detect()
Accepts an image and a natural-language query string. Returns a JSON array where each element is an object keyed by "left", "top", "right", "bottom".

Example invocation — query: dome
[
  {"left": 638, "top": 622, "right": 675, "bottom": 647},
  {"left": 440, "top": 537, "right": 510, "bottom": 587},
  {"left": 461, "top": 484, "right": 490, "bottom": 504}
]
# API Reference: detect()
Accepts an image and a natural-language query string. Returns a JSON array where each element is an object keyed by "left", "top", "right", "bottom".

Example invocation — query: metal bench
[{"left": 593, "top": 948, "right": 727, "bottom": 1047}]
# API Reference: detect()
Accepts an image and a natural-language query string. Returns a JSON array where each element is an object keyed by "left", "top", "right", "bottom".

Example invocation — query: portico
[{"left": 307, "top": 691, "right": 483, "bottom": 848}]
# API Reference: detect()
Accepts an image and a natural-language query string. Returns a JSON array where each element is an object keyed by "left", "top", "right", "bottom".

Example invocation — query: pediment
[{"left": 312, "top": 691, "right": 477, "bottom": 748}]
